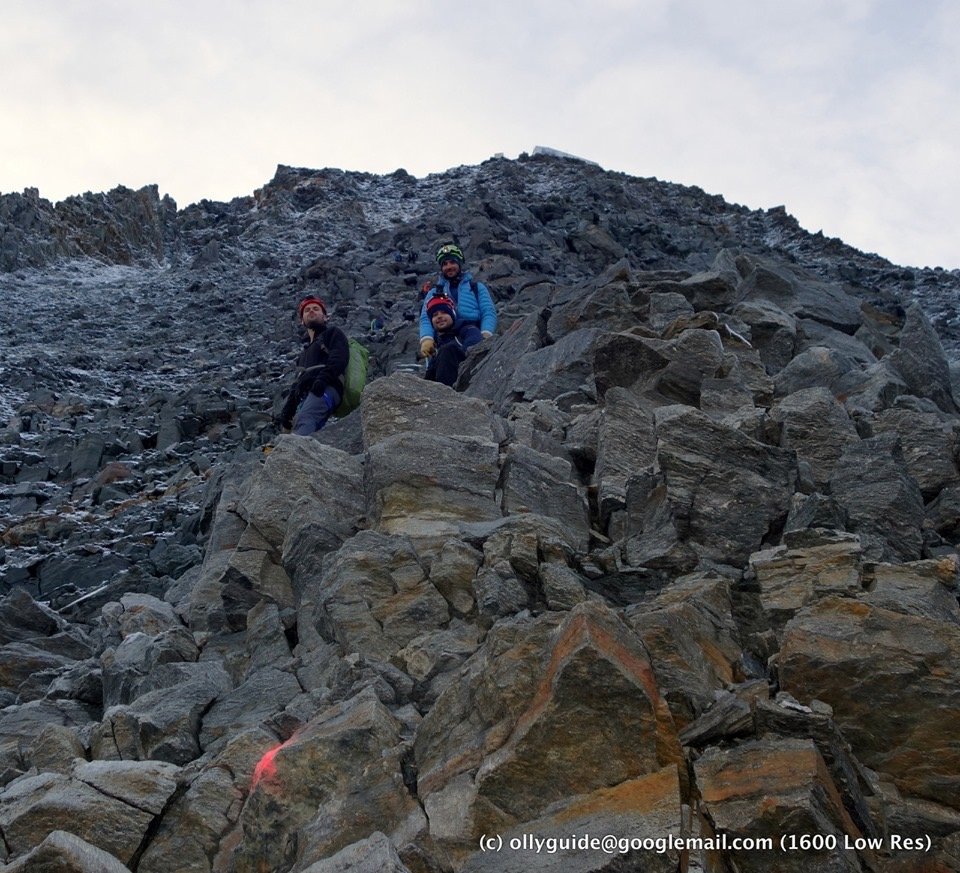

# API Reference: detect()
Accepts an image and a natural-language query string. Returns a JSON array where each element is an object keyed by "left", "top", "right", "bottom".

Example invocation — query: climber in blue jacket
[{"left": 418, "top": 243, "right": 496, "bottom": 365}]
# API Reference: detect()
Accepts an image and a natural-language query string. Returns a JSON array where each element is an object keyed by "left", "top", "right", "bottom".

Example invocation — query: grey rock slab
[
  {"left": 625, "top": 571, "right": 743, "bottom": 728},
  {"left": 459, "top": 767, "right": 682, "bottom": 873},
  {"left": 238, "top": 436, "right": 364, "bottom": 550},
  {"left": 94, "top": 679, "right": 218, "bottom": 765},
  {"left": 364, "top": 431, "right": 501, "bottom": 543},
  {"left": 831, "top": 433, "right": 925, "bottom": 561},
  {"left": 695, "top": 737, "right": 866, "bottom": 873},
  {"left": 199, "top": 666, "right": 303, "bottom": 749},
  {"left": 299, "top": 832, "right": 412, "bottom": 873},
  {"left": 71, "top": 758, "right": 180, "bottom": 816},
  {"left": 229, "top": 687, "right": 425, "bottom": 873},
  {"left": 302, "top": 530, "right": 449, "bottom": 663},
  {"left": 0, "top": 588, "right": 63, "bottom": 644},
  {"left": 773, "top": 346, "right": 860, "bottom": 397},
  {"left": 737, "top": 256, "right": 862, "bottom": 331},
  {"left": 464, "top": 309, "right": 549, "bottom": 413},
  {"left": 1, "top": 829, "right": 133, "bottom": 872},
  {"left": 508, "top": 327, "right": 602, "bottom": 405},
  {"left": 594, "top": 387, "right": 657, "bottom": 526},
  {"left": 500, "top": 444, "right": 589, "bottom": 553},
  {"left": 770, "top": 387, "right": 860, "bottom": 489},
  {"left": 0, "top": 699, "right": 97, "bottom": 774},
  {"left": 359, "top": 372, "right": 498, "bottom": 448},
  {"left": 893, "top": 302, "right": 958, "bottom": 413},
  {"left": 731, "top": 299, "right": 798, "bottom": 374},
  {"left": 652, "top": 405, "right": 797, "bottom": 566},
  {"left": 0, "top": 771, "right": 155, "bottom": 866},
  {"left": 780, "top": 596, "right": 960, "bottom": 809},
  {"left": 873, "top": 407, "right": 959, "bottom": 496}
]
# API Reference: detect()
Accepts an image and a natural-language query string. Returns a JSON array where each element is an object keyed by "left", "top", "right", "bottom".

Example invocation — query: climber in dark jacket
[
  {"left": 279, "top": 296, "right": 349, "bottom": 435},
  {"left": 423, "top": 293, "right": 466, "bottom": 386}
]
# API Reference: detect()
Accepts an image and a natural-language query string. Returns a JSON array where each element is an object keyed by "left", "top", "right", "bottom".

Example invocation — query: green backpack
[{"left": 334, "top": 338, "right": 369, "bottom": 417}]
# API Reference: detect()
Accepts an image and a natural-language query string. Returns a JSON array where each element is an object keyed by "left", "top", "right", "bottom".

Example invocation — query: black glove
[
  {"left": 287, "top": 373, "right": 302, "bottom": 394},
  {"left": 279, "top": 394, "right": 298, "bottom": 429}
]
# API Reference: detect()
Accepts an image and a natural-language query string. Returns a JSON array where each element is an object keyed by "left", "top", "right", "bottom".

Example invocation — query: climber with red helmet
[
  {"left": 423, "top": 292, "right": 467, "bottom": 386},
  {"left": 278, "top": 296, "right": 350, "bottom": 434}
]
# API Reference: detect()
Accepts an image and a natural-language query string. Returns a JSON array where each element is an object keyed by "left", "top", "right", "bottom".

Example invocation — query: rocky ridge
[{"left": 0, "top": 153, "right": 959, "bottom": 871}]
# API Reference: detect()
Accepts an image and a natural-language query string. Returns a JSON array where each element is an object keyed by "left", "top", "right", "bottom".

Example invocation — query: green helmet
[{"left": 435, "top": 243, "right": 465, "bottom": 265}]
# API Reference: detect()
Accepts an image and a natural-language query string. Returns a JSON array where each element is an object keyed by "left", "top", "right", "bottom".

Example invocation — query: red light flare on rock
[{"left": 251, "top": 743, "right": 283, "bottom": 788}]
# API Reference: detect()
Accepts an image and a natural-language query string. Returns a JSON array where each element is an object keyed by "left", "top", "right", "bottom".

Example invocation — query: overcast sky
[{"left": 4, "top": 0, "right": 958, "bottom": 269}]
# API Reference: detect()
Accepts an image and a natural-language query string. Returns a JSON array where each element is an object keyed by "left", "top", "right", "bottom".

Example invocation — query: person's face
[
  {"left": 431, "top": 311, "right": 454, "bottom": 331},
  {"left": 440, "top": 258, "right": 461, "bottom": 280},
  {"left": 300, "top": 302, "right": 327, "bottom": 329}
]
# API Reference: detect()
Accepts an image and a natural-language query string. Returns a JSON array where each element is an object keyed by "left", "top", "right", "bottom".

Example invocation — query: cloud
[{"left": 2, "top": 0, "right": 958, "bottom": 266}]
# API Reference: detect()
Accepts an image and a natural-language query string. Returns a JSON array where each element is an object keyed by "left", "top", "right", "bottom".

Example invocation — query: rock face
[{"left": 1, "top": 154, "right": 960, "bottom": 871}]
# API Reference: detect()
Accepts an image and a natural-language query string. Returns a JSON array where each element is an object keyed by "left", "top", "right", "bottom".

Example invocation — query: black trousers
[{"left": 425, "top": 341, "right": 466, "bottom": 386}]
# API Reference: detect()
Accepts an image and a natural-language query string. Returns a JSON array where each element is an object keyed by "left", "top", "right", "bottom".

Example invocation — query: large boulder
[
  {"left": 594, "top": 387, "right": 657, "bottom": 528},
  {"left": 238, "top": 436, "right": 365, "bottom": 551},
  {"left": 732, "top": 299, "right": 797, "bottom": 374},
  {"left": 625, "top": 571, "right": 743, "bottom": 727},
  {"left": 873, "top": 405, "right": 960, "bottom": 497},
  {"left": 364, "top": 432, "right": 501, "bottom": 545},
  {"left": 748, "top": 535, "right": 864, "bottom": 638},
  {"left": 796, "top": 319, "right": 878, "bottom": 367},
  {"left": 860, "top": 555, "right": 959, "bottom": 623},
  {"left": 695, "top": 737, "right": 867, "bottom": 873},
  {"left": 463, "top": 309, "right": 549, "bottom": 412},
  {"left": 547, "top": 273, "right": 641, "bottom": 341},
  {"left": 299, "top": 530, "right": 449, "bottom": 663},
  {"left": 893, "top": 303, "right": 958, "bottom": 413},
  {"left": 770, "top": 387, "right": 860, "bottom": 489},
  {"left": 360, "top": 372, "right": 500, "bottom": 447},
  {"left": 0, "top": 588, "right": 68, "bottom": 645},
  {"left": 186, "top": 544, "right": 293, "bottom": 633},
  {"left": 299, "top": 832, "right": 413, "bottom": 873},
  {"left": 415, "top": 603, "right": 682, "bottom": 853},
  {"left": 830, "top": 433, "right": 925, "bottom": 561},
  {"left": 136, "top": 727, "right": 273, "bottom": 873},
  {"left": 736, "top": 256, "right": 862, "bottom": 332},
  {"left": 649, "top": 406, "right": 796, "bottom": 566},
  {"left": 0, "top": 699, "right": 98, "bottom": 776},
  {"left": 779, "top": 595, "right": 960, "bottom": 808},
  {"left": 198, "top": 666, "right": 303, "bottom": 750},
  {"left": 0, "top": 829, "right": 133, "bottom": 872},
  {"left": 459, "top": 767, "right": 683, "bottom": 873},
  {"left": 508, "top": 328, "right": 603, "bottom": 405},
  {"left": 652, "top": 327, "right": 726, "bottom": 407},
  {"left": 0, "top": 761, "right": 178, "bottom": 867},
  {"left": 774, "top": 346, "right": 860, "bottom": 397},
  {"left": 99, "top": 628, "right": 199, "bottom": 708},
  {"left": 500, "top": 444, "right": 589, "bottom": 553},
  {"left": 229, "top": 688, "right": 425, "bottom": 873},
  {"left": 187, "top": 439, "right": 364, "bottom": 633},
  {"left": 94, "top": 666, "right": 230, "bottom": 764}
]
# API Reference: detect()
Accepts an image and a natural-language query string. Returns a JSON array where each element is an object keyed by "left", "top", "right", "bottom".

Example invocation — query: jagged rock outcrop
[
  {"left": 1, "top": 155, "right": 960, "bottom": 871},
  {"left": 0, "top": 185, "right": 179, "bottom": 271}
]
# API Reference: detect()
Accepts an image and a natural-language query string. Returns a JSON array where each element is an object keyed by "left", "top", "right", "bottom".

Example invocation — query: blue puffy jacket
[{"left": 419, "top": 272, "right": 497, "bottom": 340}]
